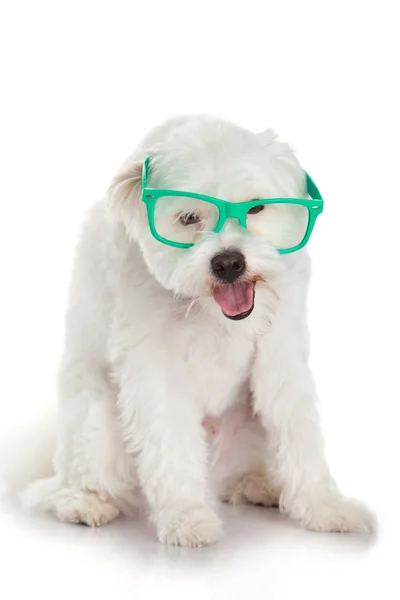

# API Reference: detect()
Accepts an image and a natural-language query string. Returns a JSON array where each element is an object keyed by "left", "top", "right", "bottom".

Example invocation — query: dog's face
[{"left": 108, "top": 117, "right": 307, "bottom": 320}]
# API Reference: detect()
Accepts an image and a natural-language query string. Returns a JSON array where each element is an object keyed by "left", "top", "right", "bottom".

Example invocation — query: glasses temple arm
[
  {"left": 142, "top": 156, "right": 150, "bottom": 189},
  {"left": 305, "top": 172, "right": 323, "bottom": 200}
]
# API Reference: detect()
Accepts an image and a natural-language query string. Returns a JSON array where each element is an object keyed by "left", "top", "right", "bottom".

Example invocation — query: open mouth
[{"left": 212, "top": 280, "right": 256, "bottom": 320}]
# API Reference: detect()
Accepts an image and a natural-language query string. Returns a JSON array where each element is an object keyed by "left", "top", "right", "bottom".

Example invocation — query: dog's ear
[
  {"left": 258, "top": 129, "right": 305, "bottom": 195},
  {"left": 107, "top": 160, "right": 144, "bottom": 229}
]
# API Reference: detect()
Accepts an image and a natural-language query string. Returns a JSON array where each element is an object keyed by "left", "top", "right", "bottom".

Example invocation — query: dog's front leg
[
  {"left": 251, "top": 329, "right": 376, "bottom": 533},
  {"left": 117, "top": 352, "right": 221, "bottom": 547}
]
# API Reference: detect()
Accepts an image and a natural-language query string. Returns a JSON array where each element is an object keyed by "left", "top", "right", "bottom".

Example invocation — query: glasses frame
[{"left": 141, "top": 156, "right": 324, "bottom": 254}]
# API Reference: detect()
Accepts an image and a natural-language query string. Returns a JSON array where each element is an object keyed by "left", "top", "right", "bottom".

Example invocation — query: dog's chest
[{"left": 179, "top": 324, "right": 256, "bottom": 416}]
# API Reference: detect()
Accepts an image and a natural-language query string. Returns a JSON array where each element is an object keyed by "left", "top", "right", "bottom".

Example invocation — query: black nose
[{"left": 211, "top": 250, "right": 246, "bottom": 283}]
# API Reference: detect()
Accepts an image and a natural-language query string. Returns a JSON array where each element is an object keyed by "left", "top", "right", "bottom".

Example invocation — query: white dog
[{"left": 21, "top": 115, "right": 375, "bottom": 546}]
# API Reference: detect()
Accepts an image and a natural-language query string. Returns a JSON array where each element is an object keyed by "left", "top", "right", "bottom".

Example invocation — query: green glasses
[{"left": 141, "top": 157, "right": 324, "bottom": 254}]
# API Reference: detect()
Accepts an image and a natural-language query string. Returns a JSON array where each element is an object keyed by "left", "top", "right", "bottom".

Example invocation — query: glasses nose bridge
[{"left": 224, "top": 202, "right": 247, "bottom": 228}]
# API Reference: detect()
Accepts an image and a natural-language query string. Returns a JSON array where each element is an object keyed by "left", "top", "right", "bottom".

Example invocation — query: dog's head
[{"left": 108, "top": 116, "right": 310, "bottom": 320}]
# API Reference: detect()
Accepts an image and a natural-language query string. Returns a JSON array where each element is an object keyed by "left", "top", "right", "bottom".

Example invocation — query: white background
[{"left": 0, "top": 1, "right": 399, "bottom": 599}]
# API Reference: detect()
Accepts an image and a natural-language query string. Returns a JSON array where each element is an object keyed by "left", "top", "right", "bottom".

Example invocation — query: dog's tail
[{"left": 0, "top": 409, "right": 56, "bottom": 500}]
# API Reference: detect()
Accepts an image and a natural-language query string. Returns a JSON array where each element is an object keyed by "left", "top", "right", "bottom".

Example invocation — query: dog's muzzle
[{"left": 210, "top": 250, "right": 255, "bottom": 320}]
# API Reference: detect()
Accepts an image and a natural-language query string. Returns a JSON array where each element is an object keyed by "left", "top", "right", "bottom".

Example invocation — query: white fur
[{"left": 20, "top": 115, "right": 375, "bottom": 545}]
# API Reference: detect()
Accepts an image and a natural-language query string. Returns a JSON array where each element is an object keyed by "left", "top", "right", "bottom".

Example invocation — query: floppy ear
[
  {"left": 107, "top": 160, "right": 144, "bottom": 231},
  {"left": 258, "top": 128, "right": 305, "bottom": 195}
]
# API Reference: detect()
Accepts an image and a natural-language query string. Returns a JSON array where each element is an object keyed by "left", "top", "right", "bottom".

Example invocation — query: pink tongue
[{"left": 213, "top": 281, "right": 254, "bottom": 317}]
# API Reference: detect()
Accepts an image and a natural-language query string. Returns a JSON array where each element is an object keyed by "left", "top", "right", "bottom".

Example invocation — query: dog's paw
[
  {"left": 158, "top": 507, "right": 222, "bottom": 547},
  {"left": 56, "top": 489, "right": 120, "bottom": 527},
  {"left": 297, "top": 495, "right": 376, "bottom": 533},
  {"left": 221, "top": 471, "right": 280, "bottom": 507}
]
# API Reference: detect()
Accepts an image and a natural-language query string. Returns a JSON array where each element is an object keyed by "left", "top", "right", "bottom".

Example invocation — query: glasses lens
[
  {"left": 153, "top": 195, "right": 220, "bottom": 245},
  {"left": 246, "top": 202, "right": 309, "bottom": 250}
]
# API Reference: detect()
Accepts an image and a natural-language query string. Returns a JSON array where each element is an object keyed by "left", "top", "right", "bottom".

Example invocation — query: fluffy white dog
[{"left": 21, "top": 115, "right": 375, "bottom": 546}]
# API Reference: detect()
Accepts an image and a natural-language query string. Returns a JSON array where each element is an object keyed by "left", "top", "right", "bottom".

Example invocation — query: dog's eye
[
  {"left": 247, "top": 205, "right": 265, "bottom": 215},
  {"left": 179, "top": 212, "right": 201, "bottom": 226}
]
